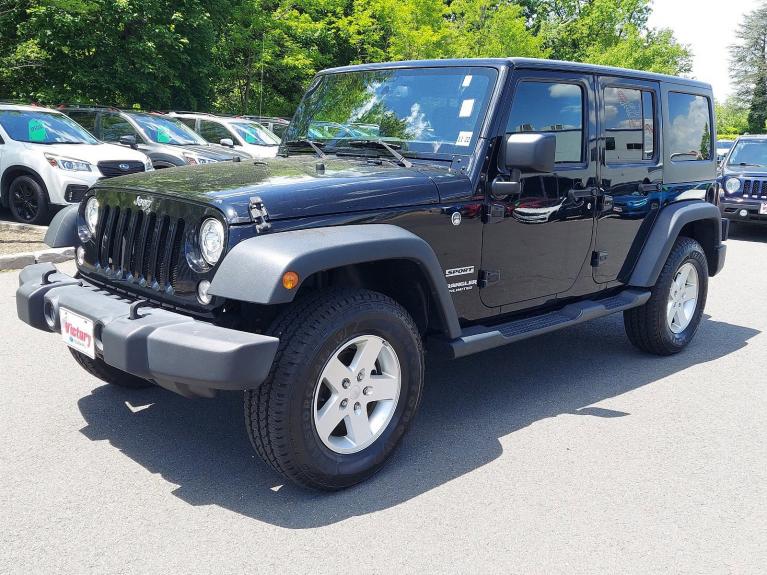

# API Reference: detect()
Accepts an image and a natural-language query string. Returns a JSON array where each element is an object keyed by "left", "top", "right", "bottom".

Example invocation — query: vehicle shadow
[
  {"left": 729, "top": 222, "right": 767, "bottom": 243},
  {"left": 77, "top": 314, "right": 758, "bottom": 528}
]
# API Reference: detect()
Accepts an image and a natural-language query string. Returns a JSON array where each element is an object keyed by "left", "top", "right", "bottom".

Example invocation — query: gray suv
[{"left": 61, "top": 107, "right": 252, "bottom": 168}]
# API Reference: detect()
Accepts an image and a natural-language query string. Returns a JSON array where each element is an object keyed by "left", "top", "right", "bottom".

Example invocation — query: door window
[
  {"left": 177, "top": 117, "right": 196, "bottom": 130},
  {"left": 667, "top": 92, "right": 712, "bottom": 161},
  {"left": 506, "top": 81, "right": 584, "bottom": 163},
  {"left": 603, "top": 87, "right": 655, "bottom": 162},
  {"left": 101, "top": 114, "right": 137, "bottom": 142},
  {"left": 66, "top": 111, "right": 98, "bottom": 136},
  {"left": 199, "top": 120, "right": 232, "bottom": 144}
]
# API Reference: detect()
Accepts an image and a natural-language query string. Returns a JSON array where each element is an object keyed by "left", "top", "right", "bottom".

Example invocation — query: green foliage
[
  {"left": 716, "top": 98, "right": 749, "bottom": 136},
  {"left": 0, "top": 0, "right": 693, "bottom": 116},
  {"left": 729, "top": 3, "right": 767, "bottom": 133}
]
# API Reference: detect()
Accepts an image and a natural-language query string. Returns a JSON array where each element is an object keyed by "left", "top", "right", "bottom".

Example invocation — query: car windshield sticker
[
  {"left": 28, "top": 119, "right": 47, "bottom": 142},
  {"left": 455, "top": 131, "right": 472, "bottom": 146},
  {"left": 462, "top": 75, "right": 473, "bottom": 87},
  {"left": 459, "top": 99, "right": 475, "bottom": 118},
  {"left": 156, "top": 125, "right": 171, "bottom": 143},
  {"left": 243, "top": 129, "right": 259, "bottom": 144}
]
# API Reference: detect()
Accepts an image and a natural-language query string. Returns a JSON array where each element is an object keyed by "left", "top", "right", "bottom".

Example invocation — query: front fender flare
[
  {"left": 44, "top": 204, "right": 78, "bottom": 248},
  {"left": 209, "top": 224, "right": 462, "bottom": 339}
]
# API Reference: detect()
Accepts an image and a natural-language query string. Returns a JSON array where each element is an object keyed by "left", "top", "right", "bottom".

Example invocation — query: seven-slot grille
[
  {"left": 94, "top": 204, "right": 185, "bottom": 291},
  {"left": 97, "top": 160, "right": 145, "bottom": 178},
  {"left": 742, "top": 179, "right": 767, "bottom": 198}
]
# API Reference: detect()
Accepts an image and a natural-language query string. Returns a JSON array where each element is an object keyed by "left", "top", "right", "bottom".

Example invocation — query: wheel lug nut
[
  {"left": 342, "top": 378, "right": 350, "bottom": 389},
  {"left": 340, "top": 399, "right": 348, "bottom": 408},
  {"left": 354, "top": 402, "right": 361, "bottom": 411},
  {"left": 357, "top": 369, "right": 365, "bottom": 382},
  {"left": 363, "top": 386, "right": 372, "bottom": 395}
]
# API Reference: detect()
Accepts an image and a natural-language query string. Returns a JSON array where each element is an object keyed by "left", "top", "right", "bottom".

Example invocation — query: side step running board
[{"left": 445, "top": 289, "right": 651, "bottom": 359}]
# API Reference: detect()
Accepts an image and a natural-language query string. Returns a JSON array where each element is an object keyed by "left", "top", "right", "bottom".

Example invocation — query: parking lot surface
[{"left": 1, "top": 226, "right": 766, "bottom": 574}]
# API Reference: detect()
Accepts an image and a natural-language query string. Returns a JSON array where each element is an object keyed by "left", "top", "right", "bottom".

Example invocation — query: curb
[{"left": 0, "top": 247, "right": 74, "bottom": 271}]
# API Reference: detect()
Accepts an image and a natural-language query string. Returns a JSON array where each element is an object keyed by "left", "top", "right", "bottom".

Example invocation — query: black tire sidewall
[
  {"left": 656, "top": 243, "right": 708, "bottom": 351},
  {"left": 9, "top": 175, "right": 48, "bottom": 225},
  {"left": 282, "top": 301, "right": 422, "bottom": 487}
]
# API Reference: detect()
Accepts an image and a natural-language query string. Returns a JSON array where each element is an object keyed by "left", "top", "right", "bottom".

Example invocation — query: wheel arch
[
  {"left": 629, "top": 201, "right": 723, "bottom": 287},
  {"left": 209, "top": 224, "right": 462, "bottom": 339},
  {"left": 1, "top": 165, "right": 49, "bottom": 207}
]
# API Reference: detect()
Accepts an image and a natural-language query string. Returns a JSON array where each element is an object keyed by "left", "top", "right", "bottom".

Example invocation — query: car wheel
[
  {"left": 245, "top": 288, "right": 424, "bottom": 490},
  {"left": 69, "top": 349, "right": 155, "bottom": 389},
  {"left": 9, "top": 175, "right": 49, "bottom": 225},
  {"left": 624, "top": 236, "right": 708, "bottom": 355}
]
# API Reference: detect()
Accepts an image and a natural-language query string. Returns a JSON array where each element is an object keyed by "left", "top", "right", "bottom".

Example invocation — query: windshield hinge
[{"left": 249, "top": 196, "right": 271, "bottom": 233}]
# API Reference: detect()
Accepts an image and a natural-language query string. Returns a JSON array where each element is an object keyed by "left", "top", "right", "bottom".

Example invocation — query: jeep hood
[{"left": 95, "top": 155, "right": 454, "bottom": 222}]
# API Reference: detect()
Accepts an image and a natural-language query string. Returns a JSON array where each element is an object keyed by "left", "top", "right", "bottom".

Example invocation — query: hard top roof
[{"left": 321, "top": 57, "right": 711, "bottom": 90}]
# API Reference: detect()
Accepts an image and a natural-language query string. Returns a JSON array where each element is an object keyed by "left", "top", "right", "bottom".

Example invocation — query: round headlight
[
  {"left": 725, "top": 177, "right": 742, "bottom": 194},
  {"left": 199, "top": 218, "right": 225, "bottom": 265},
  {"left": 85, "top": 197, "right": 100, "bottom": 234}
]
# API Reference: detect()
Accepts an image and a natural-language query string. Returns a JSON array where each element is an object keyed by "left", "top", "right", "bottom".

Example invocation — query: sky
[{"left": 648, "top": 0, "right": 761, "bottom": 100}]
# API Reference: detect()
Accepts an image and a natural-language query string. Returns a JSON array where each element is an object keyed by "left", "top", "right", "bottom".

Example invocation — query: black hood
[{"left": 95, "top": 155, "right": 459, "bottom": 222}]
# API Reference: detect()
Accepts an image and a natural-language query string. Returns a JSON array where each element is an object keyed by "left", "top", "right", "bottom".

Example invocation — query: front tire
[
  {"left": 69, "top": 349, "right": 155, "bottom": 389},
  {"left": 624, "top": 236, "right": 708, "bottom": 355},
  {"left": 245, "top": 289, "right": 424, "bottom": 490},
  {"left": 9, "top": 175, "right": 49, "bottom": 225}
]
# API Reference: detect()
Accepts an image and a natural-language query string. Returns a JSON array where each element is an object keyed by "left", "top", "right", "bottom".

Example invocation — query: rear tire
[
  {"left": 69, "top": 349, "right": 154, "bottom": 389},
  {"left": 245, "top": 289, "right": 424, "bottom": 490},
  {"left": 9, "top": 175, "right": 49, "bottom": 225},
  {"left": 624, "top": 236, "right": 708, "bottom": 355}
]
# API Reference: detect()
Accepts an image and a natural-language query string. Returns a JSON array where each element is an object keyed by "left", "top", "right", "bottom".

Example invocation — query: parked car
[
  {"left": 718, "top": 134, "right": 767, "bottom": 225},
  {"left": 716, "top": 139, "right": 735, "bottom": 164},
  {"left": 241, "top": 115, "right": 290, "bottom": 140},
  {"left": 20, "top": 58, "right": 726, "bottom": 491},
  {"left": 0, "top": 104, "right": 151, "bottom": 224},
  {"left": 168, "top": 112, "right": 280, "bottom": 158},
  {"left": 59, "top": 107, "right": 251, "bottom": 168}
]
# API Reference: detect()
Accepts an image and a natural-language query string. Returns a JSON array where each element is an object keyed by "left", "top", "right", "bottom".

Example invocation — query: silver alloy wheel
[
  {"left": 313, "top": 335, "right": 401, "bottom": 454},
  {"left": 667, "top": 261, "right": 699, "bottom": 334}
]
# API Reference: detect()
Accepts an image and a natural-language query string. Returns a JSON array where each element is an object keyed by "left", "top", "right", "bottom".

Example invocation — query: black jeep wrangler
[{"left": 17, "top": 59, "right": 727, "bottom": 490}]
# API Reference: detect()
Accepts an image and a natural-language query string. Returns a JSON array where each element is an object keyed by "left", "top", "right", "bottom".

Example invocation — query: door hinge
[
  {"left": 591, "top": 251, "right": 608, "bottom": 267},
  {"left": 479, "top": 269, "right": 501, "bottom": 288}
]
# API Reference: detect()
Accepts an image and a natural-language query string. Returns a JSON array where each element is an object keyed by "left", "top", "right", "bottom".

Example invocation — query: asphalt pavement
[{"left": 1, "top": 225, "right": 766, "bottom": 574}]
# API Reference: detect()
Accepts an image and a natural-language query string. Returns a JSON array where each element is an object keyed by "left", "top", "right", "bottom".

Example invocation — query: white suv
[
  {"left": 0, "top": 104, "right": 152, "bottom": 224},
  {"left": 168, "top": 112, "right": 280, "bottom": 158}
]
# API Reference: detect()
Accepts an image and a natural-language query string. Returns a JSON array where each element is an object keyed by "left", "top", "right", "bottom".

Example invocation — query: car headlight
[
  {"left": 199, "top": 218, "right": 225, "bottom": 265},
  {"left": 85, "top": 197, "right": 100, "bottom": 235},
  {"left": 45, "top": 153, "right": 92, "bottom": 172},
  {"left": 725, "top": 177, "right": 742, "bottom": 194},
  {"left": 183, "top": 153, "right": 217, "bottom": 165}
]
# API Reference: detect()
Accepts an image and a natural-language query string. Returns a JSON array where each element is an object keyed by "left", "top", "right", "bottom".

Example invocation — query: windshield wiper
[
  {"left": 346, "top": 139, "right": 412, "bottom": 168},
  {"left": 735, "top": 162, "right": 767, "bottom": 167},
  {"left": 285, "top": 139, "right": 326, "bottom": 159}
]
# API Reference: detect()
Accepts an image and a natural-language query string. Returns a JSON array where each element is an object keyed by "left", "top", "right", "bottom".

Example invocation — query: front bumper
[
  {"left": 16, "top": 263, "right": 279, "bottom": 397},
  {"left": 720, "top": 201, "right": 767, "bottom": 224}
]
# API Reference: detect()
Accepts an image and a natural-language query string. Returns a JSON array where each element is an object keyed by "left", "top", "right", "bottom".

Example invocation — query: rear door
[
  {"left": 594, "top": 77, "right": 662, "bottom": 283},
  {"left": 480, "top": 70, "right": 598, "bottom": 308}
]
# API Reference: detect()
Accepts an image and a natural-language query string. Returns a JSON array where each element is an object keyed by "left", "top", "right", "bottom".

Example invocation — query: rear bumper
[{"left": 16, "top": 263, "right": 279, "bottom": 397}]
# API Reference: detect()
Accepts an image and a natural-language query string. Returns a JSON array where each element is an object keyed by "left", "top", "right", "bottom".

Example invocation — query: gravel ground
[
  {"left": 1, "top": 224, "right": 766, "bottom": 574},
  {"left": 0, "top": 225, "right": 47, "bottom": 256}
]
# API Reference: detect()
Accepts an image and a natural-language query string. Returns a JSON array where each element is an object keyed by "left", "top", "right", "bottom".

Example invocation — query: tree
[
  {"left": 716, "top": 98, "right": 749, "bottom": 136},
  {"left": 730, "top": 2, "right": 767, "bottom": 133}
]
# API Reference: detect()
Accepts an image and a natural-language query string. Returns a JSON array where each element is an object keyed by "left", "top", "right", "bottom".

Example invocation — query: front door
[
  {"left": 480, "top": 71, "right": 598, "bottom": 308},
  {"left": 594, "top": 77, "right": 662, "bottom": 283}
]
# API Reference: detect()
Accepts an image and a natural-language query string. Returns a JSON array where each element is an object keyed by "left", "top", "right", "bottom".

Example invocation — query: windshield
[
  {"left": 717, "top": 140, "right": 734, "bottom": 151},
  {"left": 230, "top": 121, "right": 280, "bottom": 145},
  {"left": 130, "top": 113, "right": 205, "bottom": 145},
  {"left": 0, "top": 110, "right": 98, "bottom": 144},
  {"left": 286, "top": 67, "right": 498, "bottom": 156},
  {"left": 727, "top": 140, "right": 767, "bottom": 167}
]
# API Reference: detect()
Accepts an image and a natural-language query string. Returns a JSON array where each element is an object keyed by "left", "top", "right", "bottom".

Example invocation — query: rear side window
[
  {"left": 199, "top": 120, "right": 231, "bottom": 143},
  {"left": 101, "top": 114, "right": 137, "bottom": 142},
  {"left": 177, "top": 117, "right": 196, "bottom": 130},
  {"left": 603, "top": 87, "right": 655, "bottom": 162},
  {"left": 667, "top": 92, "right": 712, "bottom": 162},
  {"left": 506, "top": 81, "right": 584, "bottom": 163},
  {"left": 67, "top": 111, "right": 98, "bottom": 135}
]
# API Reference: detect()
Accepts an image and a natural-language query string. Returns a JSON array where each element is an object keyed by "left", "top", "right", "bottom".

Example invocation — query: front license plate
[
  {"left": 760, "top": 202, "right": 767, "bottom": 215},
  {"left": 61, "top": 308, "right": 95, "bottom": 359}
]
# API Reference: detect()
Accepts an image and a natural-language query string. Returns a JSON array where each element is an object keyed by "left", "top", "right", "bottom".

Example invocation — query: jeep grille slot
[
  {"left": 742, "top": 178, "right": 767, "bottom": 199},
  {"left": 94, "top": 204, "right": 185, "bottom": 291}
]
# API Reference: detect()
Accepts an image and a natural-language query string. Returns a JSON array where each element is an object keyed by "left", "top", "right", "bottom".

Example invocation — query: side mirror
[
  {"left": 492, "top": 133, "right": 556, "bottom": 197},
  {"left": 220, "top": 138, "right": 234, "bottom": 148},
  {"left": 119, "top": 134, "right": 138, "bottom": 149}
]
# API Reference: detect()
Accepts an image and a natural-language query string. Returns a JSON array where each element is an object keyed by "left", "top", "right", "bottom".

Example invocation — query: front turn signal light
[{"left": 282, "top": 271, "right": 299, "bottom": 290}]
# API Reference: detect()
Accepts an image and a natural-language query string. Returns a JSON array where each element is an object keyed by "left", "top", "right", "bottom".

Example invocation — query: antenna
[{"left": 259, "top": 34, "right": 265, "bottom": 119}]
